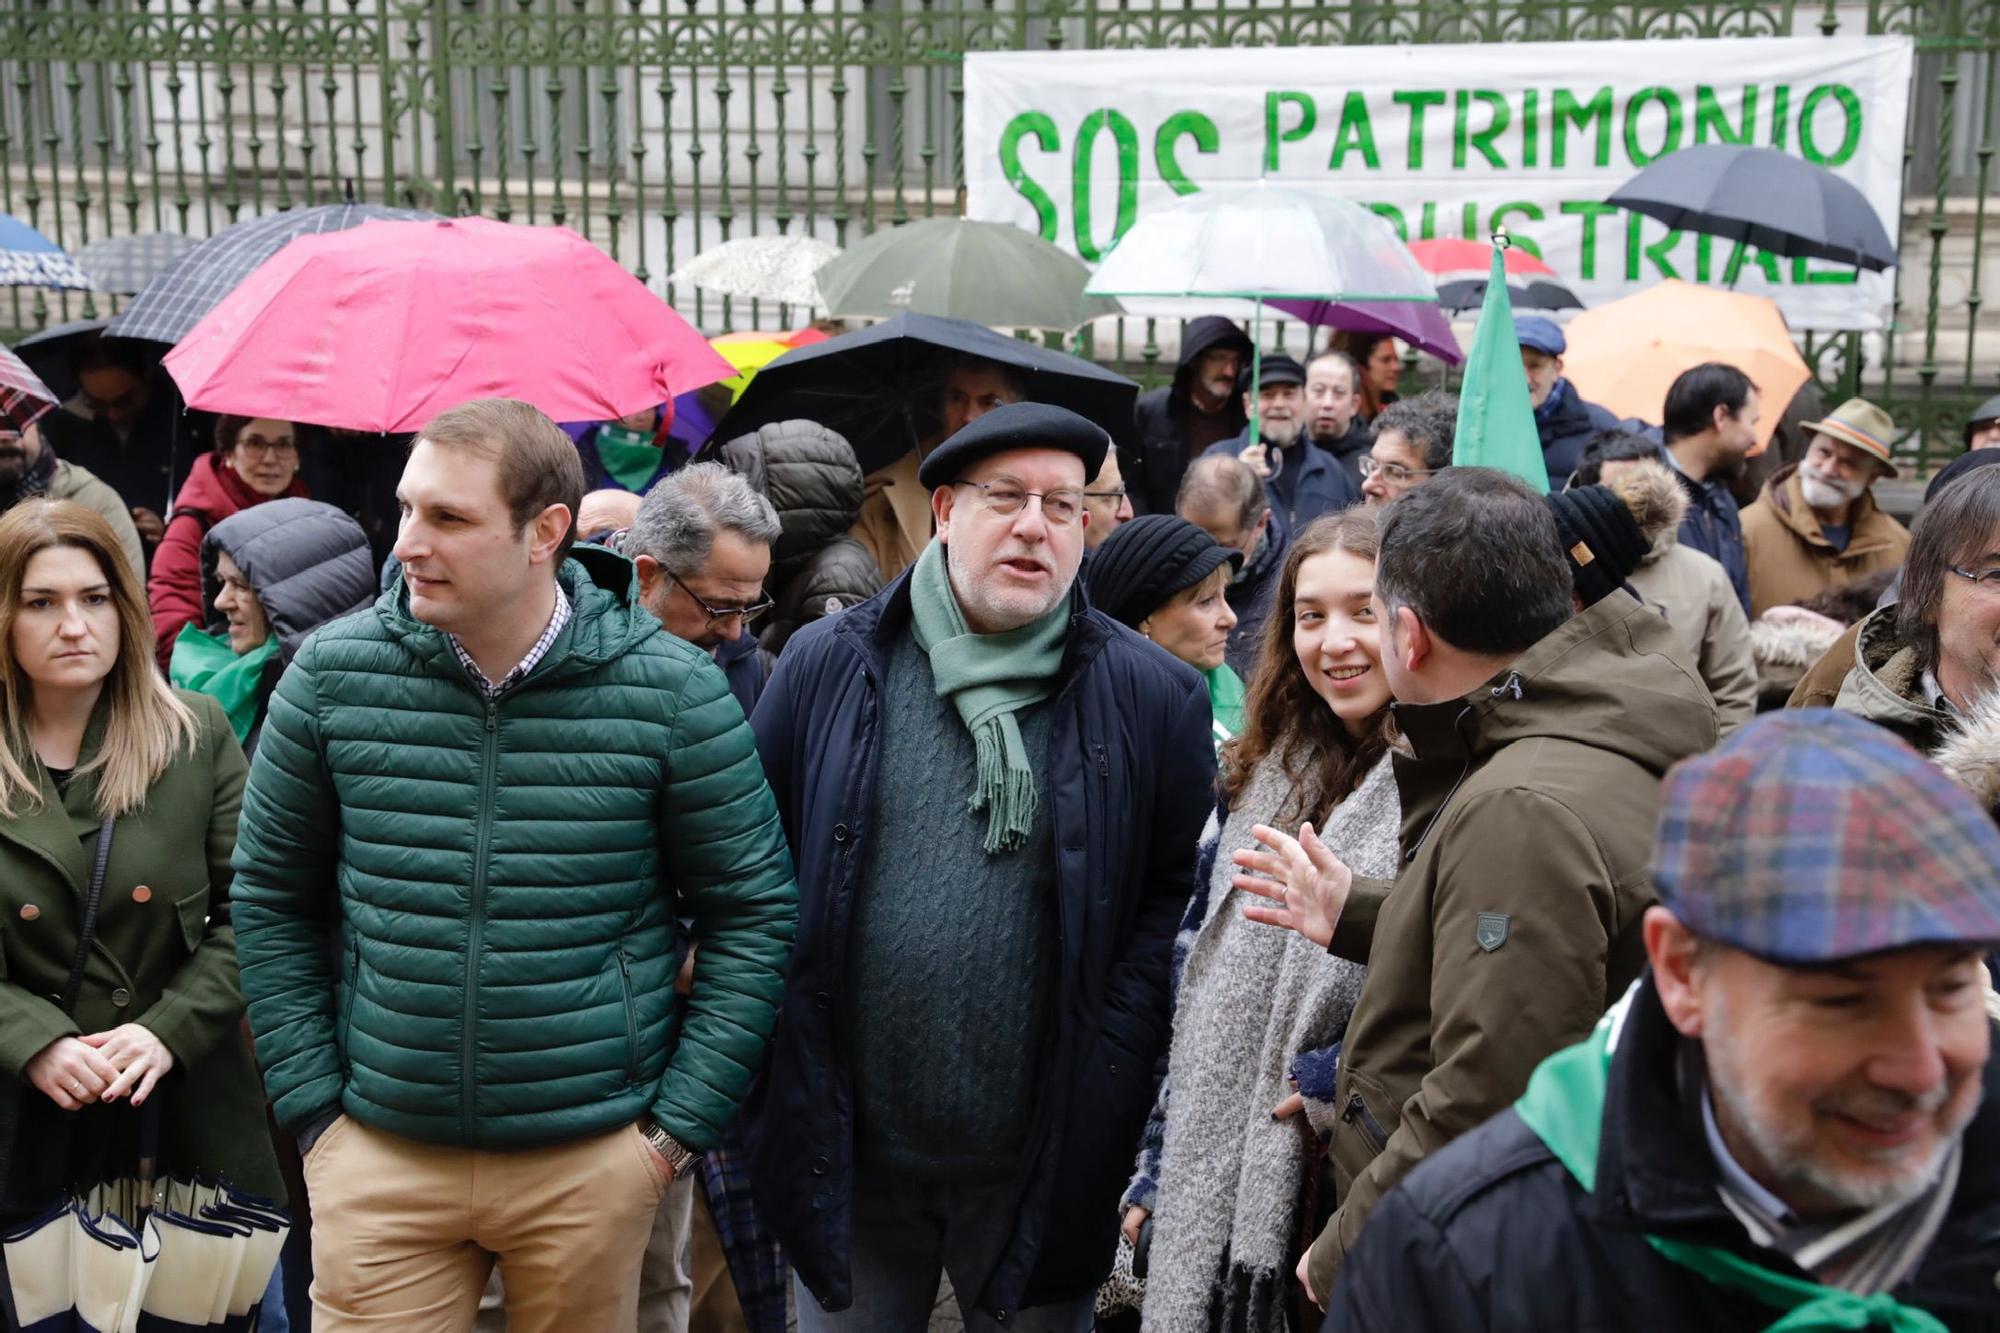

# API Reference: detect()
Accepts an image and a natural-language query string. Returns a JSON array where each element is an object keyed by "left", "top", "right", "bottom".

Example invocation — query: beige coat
[
  {"left": 47, "top": 458, "right": 145, "bottom": 583},
  {"left": 1626, "top": 540, "right": 1757, "bottom": 735},
  {"left": 1741, "top": 464, "right": 1909, "bottom": 617},
  {"left": 847, "top": 449, "right": 931, "bottom": 583}
]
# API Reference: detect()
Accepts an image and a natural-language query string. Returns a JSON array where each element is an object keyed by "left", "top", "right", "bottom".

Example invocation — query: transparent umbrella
[
  {"left": 1086, "top": 182, "right": 1436, "bottom": 438},
  {"left": 670, "top": 235, "right": 839, "bottom": 309}
]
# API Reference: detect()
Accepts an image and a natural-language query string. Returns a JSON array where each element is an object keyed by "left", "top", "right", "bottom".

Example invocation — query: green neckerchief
[
  {"left": 907, "top": 539, "right": 1071, "bottom": 854},
  {"left": 595, "top": 425, "right": 664, "bottom": 492},
  {"left": 1513, "top": 989, "right": 1949, "bottom": 1333},
  {"left": 1205, "top": 662, "right": 1246, "bottom": 752},
  {"left": 167, "top": 623, "right": 279, "bottom": 744}
]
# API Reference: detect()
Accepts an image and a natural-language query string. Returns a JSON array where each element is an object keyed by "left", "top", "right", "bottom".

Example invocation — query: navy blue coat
[
  {"left": 745, "top": 571, "right": 1215, "bottom": 1318},
  {"left": 1205, "top": 428, "right": 1361, "bottom": 536}
]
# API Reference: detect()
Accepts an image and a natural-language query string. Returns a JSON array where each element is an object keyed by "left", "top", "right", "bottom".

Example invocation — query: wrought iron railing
[{"left": 3, "top": 0, "right": 1995, "bottom": 467}]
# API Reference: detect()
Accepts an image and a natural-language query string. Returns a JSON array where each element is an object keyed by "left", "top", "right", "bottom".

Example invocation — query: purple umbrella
[{"left": 1269, "top": 297, "right": 1463, "bottom": 365}]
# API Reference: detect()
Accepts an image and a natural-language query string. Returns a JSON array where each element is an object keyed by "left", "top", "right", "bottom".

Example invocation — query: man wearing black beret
[{"left": 746, "top": 402, "right": 1217, "bottom": 1331}]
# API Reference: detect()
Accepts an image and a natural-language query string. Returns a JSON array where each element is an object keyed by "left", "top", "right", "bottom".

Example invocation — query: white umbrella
[
  {"left": 1086, "top": 183, "right": 1437, "bottom": 438},
  {"left": 670, "top": 234, "right": 838, "bottom": 308}
]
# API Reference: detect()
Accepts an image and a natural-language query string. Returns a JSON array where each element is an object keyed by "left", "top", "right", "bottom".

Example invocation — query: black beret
[
  {"left": 1245, "top": 353, "right": 1305, "bottom": 389},
  {"left": 1086, "top": 514, "right": 1243, "bottom": 630},
  {"left": 1546, "top": 484, "right": 1648, "bottom": 608},
  {"left": 916, "top": 401, "right": 1111, "bottom": 490}
]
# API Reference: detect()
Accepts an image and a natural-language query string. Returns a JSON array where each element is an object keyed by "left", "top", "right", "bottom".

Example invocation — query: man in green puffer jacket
[{"left": 232, "top": 399, "right": 799, "bottom": 1333}]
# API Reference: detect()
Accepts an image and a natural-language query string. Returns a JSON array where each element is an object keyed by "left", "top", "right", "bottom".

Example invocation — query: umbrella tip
[
  {"left": 1491, "top": 227, "right": 1512, "bottom": 252},
  {"left": 343, "top": 178, "right": 357, "bottom": 204}
]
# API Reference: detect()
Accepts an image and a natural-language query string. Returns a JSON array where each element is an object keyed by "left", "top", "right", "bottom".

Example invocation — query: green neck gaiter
[
  {"left": 168, "top": 623, "right": 279, "bottom": 744},
  {"left": 596, "top": 425, "right": 664, "bottom": 492}
]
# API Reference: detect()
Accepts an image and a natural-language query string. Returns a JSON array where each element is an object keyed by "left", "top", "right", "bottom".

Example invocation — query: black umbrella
[
  {"left": 708, "top": 313, "right": 1138, "bottom": 476},
  {"left": 1607, "top": 144, "right": 1897, "bottom": 272},
  {"left": 12, "top": 317, "right": 165, "bottom": 402},
  {"left": 1435, "top": 278, "right": 1584, "bottom": 313}
]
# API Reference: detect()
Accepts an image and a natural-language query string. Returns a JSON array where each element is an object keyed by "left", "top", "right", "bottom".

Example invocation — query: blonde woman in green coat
[{"left": 0, "top": 499, "right": 282, "bottom": 1222}]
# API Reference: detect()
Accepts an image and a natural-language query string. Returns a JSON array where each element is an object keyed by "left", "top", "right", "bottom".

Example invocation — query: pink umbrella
[{"left": 164, "top": 217, "right": 735, "bottom": 433}]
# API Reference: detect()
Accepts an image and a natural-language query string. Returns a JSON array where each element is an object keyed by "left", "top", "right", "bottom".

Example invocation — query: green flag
[{"left": 1452, "top": 244, "right": 1549, "bottom": 493}]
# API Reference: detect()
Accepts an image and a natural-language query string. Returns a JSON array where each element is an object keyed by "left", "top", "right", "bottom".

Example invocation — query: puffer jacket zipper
[{"left": 463, "top": 700, "right": 500, "bottom": 1137}]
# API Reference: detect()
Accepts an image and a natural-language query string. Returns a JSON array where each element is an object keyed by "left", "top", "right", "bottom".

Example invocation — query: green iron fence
[{"left": 3, "top": 0, "right": 1996, "bottom": 467}]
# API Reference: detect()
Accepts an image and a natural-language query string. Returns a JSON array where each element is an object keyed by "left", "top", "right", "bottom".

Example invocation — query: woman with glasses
[{"left": 148, "top": 416, "right": 312, "bottom": 668}]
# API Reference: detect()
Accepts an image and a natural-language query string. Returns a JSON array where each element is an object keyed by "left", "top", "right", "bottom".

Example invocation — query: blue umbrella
[{"left": 0, "top": 214, "right": 92, "bottom": 290}]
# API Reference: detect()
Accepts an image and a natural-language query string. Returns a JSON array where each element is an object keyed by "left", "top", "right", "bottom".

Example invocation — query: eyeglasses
[
  {"left": 668, "top": 569, "right": 774, "bottom": 625},
  {"left": 1949, "top": 565, "right": 2000, "bottom": 591},
  {"left": 1082, "top": 486, "right": 1129, "bottom": 503},
  {"left": 1358, "top": 456, "right": 1439, "bottom": 485},
  {"left": 235, "top": 433, "right": 297, "bottom": 458},
  {"left": 951, "top": 480, "right": 1084, "bottom": 526}
]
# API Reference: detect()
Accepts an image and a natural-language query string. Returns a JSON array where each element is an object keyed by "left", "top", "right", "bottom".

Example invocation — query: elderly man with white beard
[
  {"left": 1741, "top": 398, "right": 1911, "bottom": 617},
  {"left": 1326, "top": 709, "right": 2000, "bottom": 1332}
]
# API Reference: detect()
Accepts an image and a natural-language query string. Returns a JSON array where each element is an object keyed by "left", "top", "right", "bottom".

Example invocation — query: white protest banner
[{"left": 963, "top": 36, "right": 1913, "bottom": 331}]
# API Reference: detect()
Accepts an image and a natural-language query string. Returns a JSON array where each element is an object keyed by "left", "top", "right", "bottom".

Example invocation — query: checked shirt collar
[{"left": 449, "top": 582, "right": 570, "bottom": 698}]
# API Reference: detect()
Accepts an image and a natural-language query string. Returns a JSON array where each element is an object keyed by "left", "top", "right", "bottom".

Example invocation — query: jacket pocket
[
  {"left": 336, "top": 940, "right": 359, "bottom": 1067},
  {"left": 1341, "top": 1091, "right": 1390, "bottom": 1153},
  {"left": 615, "top": 949, "right": 640, "bottom": 1085},
  {"left": 173, "top": 887, "right": 211, "bottom": 953}
]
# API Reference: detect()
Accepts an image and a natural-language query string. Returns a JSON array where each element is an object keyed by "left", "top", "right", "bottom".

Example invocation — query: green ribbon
[
  {"left": 1513, "top": 992, "right": 1949, "bottom": 1333},
  {"left": 906, "top": 540, "right": 1070, "bottom": 854},
  {"left": 595, "top": 425, "right": 665, "bottom": 492},
  {"left": 167, "top": 623, "right": 278, "bottom": 744}
]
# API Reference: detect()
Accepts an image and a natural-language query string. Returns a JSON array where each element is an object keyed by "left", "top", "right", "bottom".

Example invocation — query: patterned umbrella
[
  {"left": 0, "top": 345, "right": 59, "bottom": 435},
  {"left": 0, "top": 214, "right": 92, "bottom": 290},
  {"left": 74, "top": 231, "right": 201, "bottom": 296},
  {"left": 110, "top": 202, "right": 435, "bottom": 343},
  {"left": 670, "top": 234, "right": 838, "bottom": 308}
]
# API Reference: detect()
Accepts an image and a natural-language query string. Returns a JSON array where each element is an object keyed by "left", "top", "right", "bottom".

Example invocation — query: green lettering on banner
[
  {"left": 1266, "top": 91, "right": 1317, "bottom": 172},
  {"left": 1461, "top": 201, "right": 1480, "bottom": 237},
  {"left": 1155, "top": 110, "right": 1219, "bottom": 195},
  {"left": 1328, "top": 92, "right": 1381, "bottom": 171},
  {"left": 1723, "top": 241, "right": 1782, "bottom": 285},
  {"left": 1073, "top": 108, "right": 1139, "bottom": 262},
  {"left": 1490, "top": 202, "right": 1545, "bottom": 258},
  {"left": 999, "top": 111, "right": 1061, "bottom": 242},
  {"left": 1799, "top": 85, "right": 1863, "bottom": 167},
  {"left": 1694, "top": 86, "right": 1756, "bottom": 145},
  {"left": 1552, "top": 88, "right": 1613, "bottom": 169},
  {"left": 1522, "top": 89, "right": 1540, "bottom": 169},
  {"left": 1560, "top": 199, "right": 1618, "bottom": 279},
  {"left": 1419, "top": 200, "right": 1438, "bottom": 240},
  {"left": 1394, "top": 90, "right": 1447, "bottom": 170},
  {"left": 1793, "top": 254, "right": 1861, "bottom": 284},
  {"left": 1454, "top": 89, "right": 1511, "bottom": 169},
  {"left": 1770, "top": 85, "right": 1791, "bottom": 149},
  {"left": 1368, "top": 202, "right": 1409, "bottom": 240},
  {"left": 1623, "top": 86, "right": 1684, "bottom": 167}
]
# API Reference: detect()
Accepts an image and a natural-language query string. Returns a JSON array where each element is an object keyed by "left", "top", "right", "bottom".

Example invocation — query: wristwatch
[{"left": 639, "top": 1118, "right": 701, "bottom": 1178}]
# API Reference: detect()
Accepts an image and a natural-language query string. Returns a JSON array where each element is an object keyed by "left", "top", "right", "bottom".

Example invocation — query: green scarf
[
  {"left": 1205, "top": 662, "right": 1246, "bottom": 752},
  {"left": 167, "top": 623, "right": 279, "bottom": 744},
  {"left": 595, "top": 425, "right": 664, "bottom": 492},
  {"left": 1514, "top": 990, "right": 1949, "bottom": 1333},
  {"left": 907, "top": 540, "right": 1071, "bottom": 854}
]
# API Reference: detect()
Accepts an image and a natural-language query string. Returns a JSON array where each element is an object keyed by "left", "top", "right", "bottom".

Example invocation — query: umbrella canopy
[
  {"left": 1267, "top": 297, "right": 1463, "bottom": 365},
  {"left": 1084, "top": 182, "right": 1437, "bottom": 303},
  {"left": 163, "top": 217, "right": 736, "bottom": 433},
  {"left": 710, "top": 312, "right": 1137, "bottom": 475},
  {"left": 816, "top": 216, "right": 1124, "bottom": 332},
  {"left": 670, "top": 234, "right": 838, "bottom": 308},
  {"left": 711, "top": 328, "right": 829, "bottom": 402},
  {"left": 12, "top": 317, "right": 118, "bottom": 402},
  {"left": 0, "top": 214, "right": 92, "bottom": 290},
  {"left": 73, "top": 232, "right": 201, "bottom": 297},
  {"left": 1606, "top": 144, "right": 1898, "bottom": 273},
  {"left": 1406, "top": 238, "right": 1556, "bottom": 279},
  {"left": 110, "top": 202, "right": 435, "bottom": 343},
  {"left": 0, "top": 345, "right": 59, "bottom": 435},
  {"left": 1561, "top": 279, "right": 1809, "bottom": 450},
  {"left": 1435, "top": 278, "right": 1585, "bottom": 313}
]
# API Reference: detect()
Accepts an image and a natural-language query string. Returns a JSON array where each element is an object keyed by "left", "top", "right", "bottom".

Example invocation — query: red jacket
[{"left": 148, "top": 452, "right": 309, "bottom": 668}]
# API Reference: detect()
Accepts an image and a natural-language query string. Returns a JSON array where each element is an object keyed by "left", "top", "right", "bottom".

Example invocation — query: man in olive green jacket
[
  {"left": 1240, "top": 471, "right": 1717, "bottom": 1305},
  {"left": 232, "top": 400, "right": 798, "bottom": 1333}
]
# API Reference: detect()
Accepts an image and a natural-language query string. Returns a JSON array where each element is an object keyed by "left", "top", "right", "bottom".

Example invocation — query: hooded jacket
[
  {"left": 6, "top": 447, "right": 146, "bottom": 582},
  {"left": 1817, "top": 604, "right": 1955, "bottom": 753},
  {"left": 1304, "top": 592, "right": 1718, "bottom": 1295},
  {"left": 149, "top": 451, "right": 310, "bottom": 669},
  {"left": 197, "top": 497, "right": 378, "bottom": 757},
  {"left": 1327, "top": 976, "right": 2000, "bottom": 1332},
  {"left": 1741, "top": 463, "right": 1910, "bottom": 618},
  {"left": 1130, "top": 317, "right": 1251, "bottom": 515},
  {"left": 711, "top": 419, "right": 883, "bottom": 657},
  {"left": 1316, "top": 416, "right": 1375, "bottom": 488},
  {"left": 230, "top": 546, "right": 800, "bottom": 1153}
]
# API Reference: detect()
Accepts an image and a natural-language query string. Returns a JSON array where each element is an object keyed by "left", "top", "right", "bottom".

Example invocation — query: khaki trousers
[{"left": 304, "top": 1114, "right": 670, "bottom": 1333}]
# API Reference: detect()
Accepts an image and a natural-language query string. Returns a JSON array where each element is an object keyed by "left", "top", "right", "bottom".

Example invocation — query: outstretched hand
[{"left": 1234, "top": 821, "right": 1352, "bottom": 949}]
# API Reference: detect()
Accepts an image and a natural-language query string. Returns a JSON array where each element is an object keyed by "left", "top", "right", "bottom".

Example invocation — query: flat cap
[
  {"left": 1514, "top": 315, "right": 1566, "bottom": 357},
  {"left": 1652, "top": 710, "right": 2000, "bottom": 964},
  {"left": 917, "top": 401, "right": 1110, "bottom": 491},
  {"left": 1086, "top": 514, "right": 1242, "bottom": 629},
  {"left": 1246, "top": 353, "right": 1305, "bottom": 389}
]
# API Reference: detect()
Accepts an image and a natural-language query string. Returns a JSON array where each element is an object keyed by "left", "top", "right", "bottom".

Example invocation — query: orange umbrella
[{"left": 1561, "top": 280, "right": 1809, "bottom": 455}]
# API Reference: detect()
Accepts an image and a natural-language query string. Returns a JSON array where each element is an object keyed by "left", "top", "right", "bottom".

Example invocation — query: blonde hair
[
  {"left": 1156, "top": 563, "right": 1233, "bottom": 614},
  {"left": 0, "top": 501, "right": 197, "bottom": 819}
]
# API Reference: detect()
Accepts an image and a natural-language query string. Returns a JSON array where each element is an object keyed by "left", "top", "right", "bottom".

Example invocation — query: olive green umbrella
[{"left": 813, "top": 216, "right": 1124, "bottom": 332}]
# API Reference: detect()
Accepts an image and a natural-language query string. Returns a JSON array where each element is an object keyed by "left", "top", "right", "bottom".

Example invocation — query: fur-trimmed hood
[
  {"left": 1932, "top": 686, "right": 2000, "bottom": 816},
  {"left": 1606, "top": 459, "right": 1689, "bottom": 562}
]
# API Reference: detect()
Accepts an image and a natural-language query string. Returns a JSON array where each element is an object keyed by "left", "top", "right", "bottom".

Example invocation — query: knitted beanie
[
  {"left": 1546, "top": 484, "right": 1648, "bottom": 608},
  {"left": 1086, "top": 513, "right": 1242, "bottom": 629}
]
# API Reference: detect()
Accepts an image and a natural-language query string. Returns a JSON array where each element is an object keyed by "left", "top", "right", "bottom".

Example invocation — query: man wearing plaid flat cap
[
  {"left": 1326, "top": 710, "right": 2000, "bottom": 1332},
  {"left": 1742, "top": 397, "right": 1912, "bottom": 617}
]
